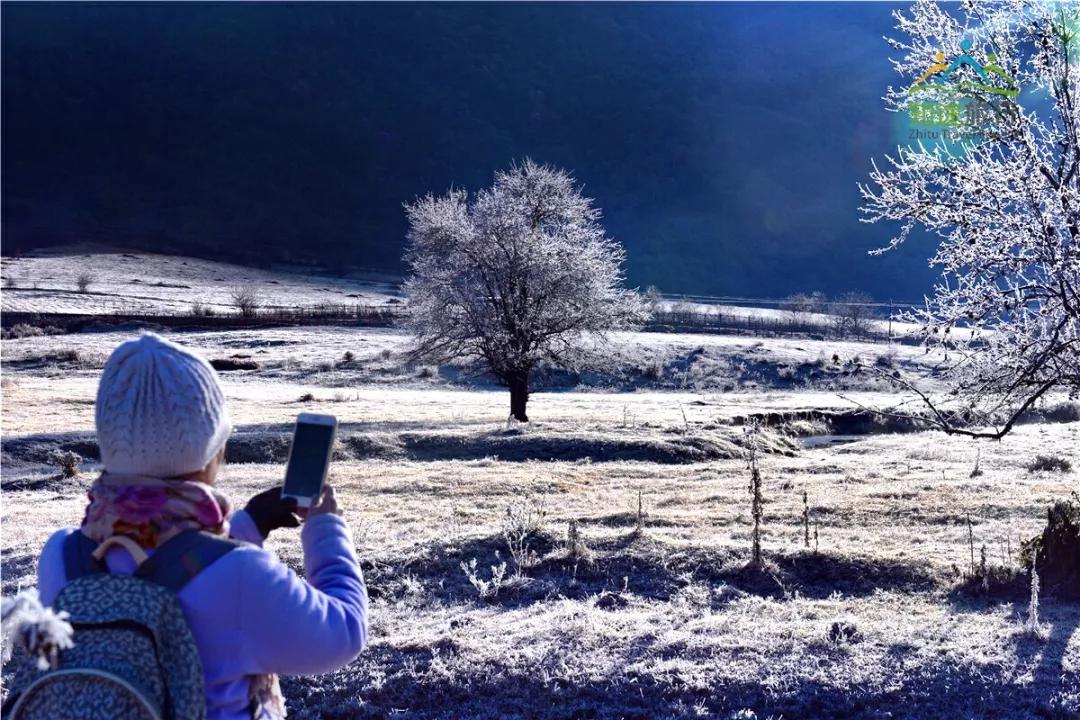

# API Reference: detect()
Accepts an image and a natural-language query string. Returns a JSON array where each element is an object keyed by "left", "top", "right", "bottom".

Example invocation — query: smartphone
[{"left": 282, "top": 413, "right": 337, "bottom": 508}]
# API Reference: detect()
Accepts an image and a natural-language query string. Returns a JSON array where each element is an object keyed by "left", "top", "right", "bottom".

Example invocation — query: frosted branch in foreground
[{"left": 861, "top": 1, "right": 1080, "bottom": 437}]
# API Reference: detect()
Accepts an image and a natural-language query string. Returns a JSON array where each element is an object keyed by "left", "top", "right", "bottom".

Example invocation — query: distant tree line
[{"left": 780, "top": 291, "right": 880, "bottom": 337}]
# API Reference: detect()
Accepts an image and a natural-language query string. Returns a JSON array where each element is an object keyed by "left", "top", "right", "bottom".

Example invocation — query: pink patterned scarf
[
  {"left": 80, "top": 473, "right": 286, "bottom": 719},
  {"left": 81, "top": 473, "right": 233, "bottom": 548}
]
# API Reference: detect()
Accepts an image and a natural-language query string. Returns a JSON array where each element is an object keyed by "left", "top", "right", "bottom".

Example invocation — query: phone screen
[{"left": 283, "top": 421, "right": 334, "bottom": 498}]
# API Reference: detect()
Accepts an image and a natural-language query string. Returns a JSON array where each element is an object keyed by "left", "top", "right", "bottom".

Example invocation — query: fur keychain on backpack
[
  {"left": 250, "top": 675, "right": 287, "bottom": 719},
  {"left": 1, "top": 590, "right": 74, "bottom": 671}
]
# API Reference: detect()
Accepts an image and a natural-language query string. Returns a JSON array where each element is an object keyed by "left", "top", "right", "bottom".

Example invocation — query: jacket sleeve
[
  {"left": 228, "top": 509, "right": 264, "bottom": 547},
  {"left": 37, "top": 528, "right": 77, "bottom": 606},
  {"left": 238, "top": 513, "right": 368, "bottom": 675}
]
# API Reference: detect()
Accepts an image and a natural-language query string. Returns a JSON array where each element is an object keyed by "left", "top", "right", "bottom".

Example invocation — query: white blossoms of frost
[
  {"left": 860, "top": 1, "right": 1080, "bottom": 437},
  {"left": 403, "top": 159, "right": 646, "bottom": 421}
]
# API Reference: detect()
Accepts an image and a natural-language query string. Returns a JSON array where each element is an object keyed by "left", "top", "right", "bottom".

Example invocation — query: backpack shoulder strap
[
  {"left": 62, "top": 530, "right": 106, "bottom": 581},
  {"left": 134, "top": 530, "right": 244, "bottom": 593}
]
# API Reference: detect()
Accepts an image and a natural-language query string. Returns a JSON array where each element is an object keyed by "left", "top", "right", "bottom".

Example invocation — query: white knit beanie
[{"left": 95, "top": 332, "right": 231, "bottom": 477}]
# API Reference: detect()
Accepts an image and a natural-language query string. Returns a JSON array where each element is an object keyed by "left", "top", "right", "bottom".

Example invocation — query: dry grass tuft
[
  {"left": 1028, "top": 454, "right": 1073, "bottom": 473},
  {"left": 48, "top": 450, "right": 81, "bottom": 478}
]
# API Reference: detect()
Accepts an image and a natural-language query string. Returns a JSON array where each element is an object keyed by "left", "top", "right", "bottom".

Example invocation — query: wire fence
[
  {"left": 3, "top": 301, "right": 915, "bottom": 345},
  {"left": 647, "top": 308, "right": 915, "bottom": 344},
  {"left": 661, "top": 293, "right": 922, "bottom": 311},
  {"left": 1, "top": 304, "right": 405, "bottom": 333}
]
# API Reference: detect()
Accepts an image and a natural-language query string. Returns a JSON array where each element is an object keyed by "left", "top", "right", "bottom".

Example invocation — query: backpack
[{"left": 5, "top": 529, "right": 241, "bottom": 720}]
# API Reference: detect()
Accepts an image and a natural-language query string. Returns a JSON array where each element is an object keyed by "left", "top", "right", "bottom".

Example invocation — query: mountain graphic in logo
[{"left": 907, "top": 39, "right": 1019, "bottom": 98}]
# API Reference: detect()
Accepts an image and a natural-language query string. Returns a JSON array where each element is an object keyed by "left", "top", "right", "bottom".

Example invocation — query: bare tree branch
[{"left": 860, "top": 2, "right": 1080, "bottom": 436}]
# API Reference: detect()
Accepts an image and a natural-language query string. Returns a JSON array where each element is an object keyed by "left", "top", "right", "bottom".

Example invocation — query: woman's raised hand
[
  {"left": 307, "top": 484, "right": 340, "bottom": 518},
  {"left": 244, "top": 486, "right": 301, "bottom": 538}
]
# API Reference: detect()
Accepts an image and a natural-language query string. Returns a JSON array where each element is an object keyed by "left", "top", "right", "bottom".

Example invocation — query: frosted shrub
[
  {"left": 75, "top": 272, "right": 92, "bottom": 293},
  {"left": 459, "top": 497, "right": 549, "bottom": 600},
  {"left": 1023, "top": 558, "right": 1048, "bottom": 641},
  {"left": 230, "top": 287, "right": 260, "bottom": 318},
  {"left": 8, "top": 323, "right": 43, "bottom": 339},
  {"left": 642, "top": 285, "right": 663, "bottom": 319},
  {"left": 564, "top": 519, "right": 593, "bottom": 562},
  {"left": 1027, "top": 455, "right": 1072, "bottom": 474},
  {"left": 781, "top": 292, "right": 826, "bottom": 323},
  {"left": 827, "top": 620, "right": 861, "bottom": 645},
  {"left": 460, "top": 557, "right": 509, "bottom": 601},
  {"left": 829, "top": 292, "right": 876, "bottom": 337},
  {"left": 49, "top": 449, "right": 81, "bottom": 478},
  {"left": 643, "top": 359, "right": 665, "bottom": 382},
  {"left": 502, "top": 497, "right": 546, "bottom": 574}
]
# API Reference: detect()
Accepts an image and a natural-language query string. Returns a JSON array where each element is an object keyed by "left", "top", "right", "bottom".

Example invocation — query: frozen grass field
[
  {"left": 2, "top": 253, "right": 1078, "bottom": 719},
  {"left": 0, "top": 246, "right": 401, "bottom": 315}
]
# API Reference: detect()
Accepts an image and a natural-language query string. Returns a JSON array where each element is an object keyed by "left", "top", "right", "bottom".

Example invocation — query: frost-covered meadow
[
  {"left": 2, "top": 252, "right": 1078, "bottom": 719},
  {"left": 0, "top": 247, "right": 402, "bottom": 315}
]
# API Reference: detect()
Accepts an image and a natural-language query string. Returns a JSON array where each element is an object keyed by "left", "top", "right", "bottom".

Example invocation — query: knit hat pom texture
[{"left": 95, "top": 333, "right": 231, "bottom": 478}]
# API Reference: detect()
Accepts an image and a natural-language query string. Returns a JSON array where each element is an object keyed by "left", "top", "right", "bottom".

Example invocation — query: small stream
[
  {"left": 733, "top": 408, "right": 933, "bottom": 450},
  {"left": 797, "top": 434, "right": 865, "bottom": 449}
]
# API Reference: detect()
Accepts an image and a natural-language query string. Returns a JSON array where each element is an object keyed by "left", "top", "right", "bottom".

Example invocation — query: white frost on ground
[
  {"left": 1, "top": 247, "right": 402, "bottom": 315},
  {"left": 1, "top": 250, "right": 1077, "bottom": 719}
]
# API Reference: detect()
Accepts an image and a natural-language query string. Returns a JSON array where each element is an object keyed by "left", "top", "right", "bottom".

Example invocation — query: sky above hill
[{"left": 2, "top": 2, "right": 938, "bottom": 301}]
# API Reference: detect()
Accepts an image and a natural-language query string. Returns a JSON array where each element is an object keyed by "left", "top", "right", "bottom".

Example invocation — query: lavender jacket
[{"left": 37, "top": 510, "right": 368, "bottom": 720}]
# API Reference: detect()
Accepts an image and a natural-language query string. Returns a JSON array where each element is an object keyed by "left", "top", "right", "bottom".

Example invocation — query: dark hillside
[{"left": 1, "top": 2, "right": 933, "bottom": 298}]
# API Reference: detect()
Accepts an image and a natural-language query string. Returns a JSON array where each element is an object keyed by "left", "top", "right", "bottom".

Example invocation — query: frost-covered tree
[
  {"left": 829, "top": 292, "right": 878, "bottom": 338},
  {"left": 404, "top": 160, "right": 646, "bottom": 421},
  {"left": 861, "top": 1, "right": 1080, "bottom": 437},
  {"left": 781, "top": 292, "right": 827, "bottom": 323}
]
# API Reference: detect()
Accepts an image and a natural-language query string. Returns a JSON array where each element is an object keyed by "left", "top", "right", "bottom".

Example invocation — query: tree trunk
[{"left": 509, "top": 371, "right": 529, "bottom": 422}]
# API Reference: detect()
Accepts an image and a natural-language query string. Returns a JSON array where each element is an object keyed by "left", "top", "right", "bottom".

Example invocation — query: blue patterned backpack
[{"left": 5, "top": 530, "right": 241, "bottom": 720}]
